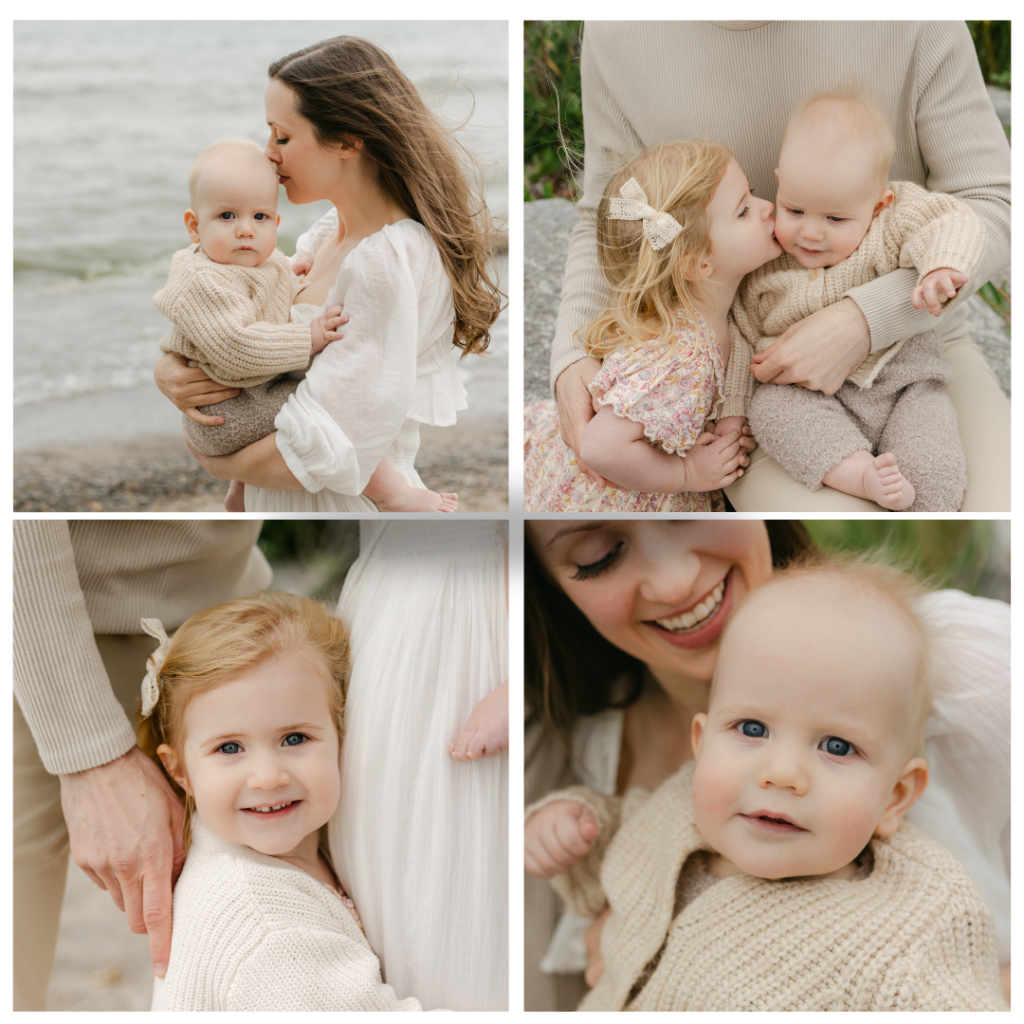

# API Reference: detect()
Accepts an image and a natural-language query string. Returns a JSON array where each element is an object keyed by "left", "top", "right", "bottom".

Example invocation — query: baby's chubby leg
[
  {"left": 363, "top": 459, "right": 458, "bottom": 513},
  {"left": 449, "top": 680, "right": 508, "bottom": 760}
]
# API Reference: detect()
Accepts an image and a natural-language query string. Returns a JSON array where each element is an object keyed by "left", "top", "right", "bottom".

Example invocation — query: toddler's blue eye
[
  {"left": 219, "top": 741, "right": 242, "bottom": 755},
  {"left": 823, "top": 736, "right": 853, "bottom": 756},
  {"left": 283, "top": 733, "right": 307, "bottom": 747},
  {"left": 739, "top": 720, "right": 766, "bottom": 738}
]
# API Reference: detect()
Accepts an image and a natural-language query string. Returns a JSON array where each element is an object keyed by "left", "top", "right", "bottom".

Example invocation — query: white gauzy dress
[
  {"left": 245, "top": 212, "right": 467, "bottom": 512},
  {"left": 328, "top": 521, "right": 509, "bottom": 1010}
]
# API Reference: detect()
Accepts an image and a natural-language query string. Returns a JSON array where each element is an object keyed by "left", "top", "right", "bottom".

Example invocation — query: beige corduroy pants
[{"left": 13, "top": 633, "right": 158, "bottom": 1011}]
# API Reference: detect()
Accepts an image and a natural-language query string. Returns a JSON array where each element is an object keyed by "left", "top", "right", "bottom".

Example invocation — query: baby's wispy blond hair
[
  {"left": 781, "top": 88, "right": 896, "bottom": 194},
  {"left": 718, "top": 551, "right": 935, "bottom": 759},
  {"left": 188, "top": 137, "right": 276, "bottom": 210},
  {"left": 580, "top": 140, "right": 732, "bottom": 360}
]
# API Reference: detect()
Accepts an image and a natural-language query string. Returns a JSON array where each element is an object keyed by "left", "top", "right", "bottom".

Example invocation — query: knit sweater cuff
[
  {"left": 13, "top": 521, "right": 138, "bottom": 775},
  {"left": 844, "top": 268, "right": 940, "bottom": 354}
]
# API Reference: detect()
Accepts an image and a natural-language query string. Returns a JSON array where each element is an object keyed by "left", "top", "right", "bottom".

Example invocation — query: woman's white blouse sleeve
[
  {"left": 275, "top": 224, "right": 459, "bottom": 495},
  {"left": 905, "top": 590, "right": 1010, "bottom": 962}
]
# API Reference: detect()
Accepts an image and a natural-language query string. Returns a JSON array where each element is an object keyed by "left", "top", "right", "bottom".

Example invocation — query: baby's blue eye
[
  {"left": 219, "top": 212, "right": 235, "bottom": 220},
  {"left": 254, "top": 213, "right": 269, "bottom": 221},
  {"left": 218, "top": 741, "right": 242, "bottom": 755},
  {"left": 823, "top": 736, "right": 853, "bottom": 756},
  {"left": 738, "top": 720, "right": 767, "bottom": 738},
  {"left": 283, "top": 733, "right": 307, "bottom": 747}
]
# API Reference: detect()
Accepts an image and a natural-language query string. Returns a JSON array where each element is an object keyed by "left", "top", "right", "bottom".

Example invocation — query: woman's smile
[{"left": 643, "top": 567, "right": 736, "bottom": 650}]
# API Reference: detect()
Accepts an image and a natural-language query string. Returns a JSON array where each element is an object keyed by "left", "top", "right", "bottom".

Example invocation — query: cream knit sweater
[
  {"left": 12, "top": 521, "right": 270, "bottom": 774},
  {"left": 720, "top": 182, "right": 987, "bottom": 418},
  {"left": 531, "top": 761, "right": 1006, "bottom": 1012},
  {"left": 155, "top": 244, "right": 314, "bottom": 388},
  {"left": 551, "top": 21, "right": 1011, "bottom": 393},
  {"left": 152, "top": 818, "right": 425, "bottom": 1011}
]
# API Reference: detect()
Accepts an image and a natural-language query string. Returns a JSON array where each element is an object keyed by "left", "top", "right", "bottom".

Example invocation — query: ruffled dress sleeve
[
  {"left": 588, "top": 313, "right": 723, "bottom": 456},
  {"left": 291, "top": 207, "right": 339, "bottom": 268},
  {"left": 274, "top": 220, "right": 465, "bottom": 496}
]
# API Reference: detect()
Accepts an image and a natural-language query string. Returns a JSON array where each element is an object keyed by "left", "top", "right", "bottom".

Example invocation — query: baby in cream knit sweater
[
  {"left": 156, "top": 138, "right": 456, "bottom": 513},
  {"left": 139, "top": 591, "right": 436, "bottom": 1010},
  {"left": 525, "top": 557, "right": 1005, "bottom": 1010},
  {"left": 724, "top": 93, "right": 986, "bottom": 512}
]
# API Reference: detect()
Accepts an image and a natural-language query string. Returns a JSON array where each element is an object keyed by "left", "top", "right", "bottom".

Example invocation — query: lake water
[{"left": 14, "top": 21, "right": 508, "bottom": 427}]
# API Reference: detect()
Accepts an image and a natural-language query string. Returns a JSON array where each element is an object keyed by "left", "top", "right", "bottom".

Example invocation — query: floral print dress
[{"left": 523, "top": 312, "right": 726, "bottom": 512}]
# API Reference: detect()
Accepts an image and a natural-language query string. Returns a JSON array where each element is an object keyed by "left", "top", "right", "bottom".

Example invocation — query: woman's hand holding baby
[
  {"left": 309, "top": 303, "right": 347, "bottom": 354},
  {"left": 524, "top": 800, "right": 599, "bottom": 879},
  {"left": 911, "top": 268, "right": 968, "bottom": 316},
  {"left": 154, "top": 352, "right": 240, "bottom": 425}
]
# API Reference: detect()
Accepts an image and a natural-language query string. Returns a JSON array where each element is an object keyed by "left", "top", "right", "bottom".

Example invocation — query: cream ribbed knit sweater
[
  {"left": 12, "top": 521, "right": 270, "bottom": 774},
  {"left": 533, "top": 762, "right": 1006, "bottom": 1012},
  {"left": 551, "top": 21, "right": 1011, "bottom": 393},
  {"left": 152, "top": 818, "right": 425, "bottom": 1011},
  {"left": 155, "top": 244, "right": 313, "bottom": 388},
  {"left": 720, "top": 182, "right": 987, "bottom": 418}
]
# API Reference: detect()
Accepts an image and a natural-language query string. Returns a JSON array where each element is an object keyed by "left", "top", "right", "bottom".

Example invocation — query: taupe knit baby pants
[
  {"left": 747, "top": 331, "right": 966, "bottom": 512},
  {"left": 182, "top": 375, "right": 300, "bottom": 457}
]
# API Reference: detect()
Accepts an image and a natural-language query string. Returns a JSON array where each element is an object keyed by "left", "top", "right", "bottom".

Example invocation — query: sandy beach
[{"left": 14, "top": 384, "right": 507, "bottom": 512}]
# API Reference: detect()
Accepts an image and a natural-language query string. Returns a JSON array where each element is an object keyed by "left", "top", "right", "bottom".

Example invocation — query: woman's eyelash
[
  {"left": 276, "top": 137, "right": 288, "bottom": 144},
  {"left": 571, "top": 542, "right": 623, "bottom": 581}
]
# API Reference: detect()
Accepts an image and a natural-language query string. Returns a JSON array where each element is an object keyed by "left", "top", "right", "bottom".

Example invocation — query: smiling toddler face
[
  {"left": 691, "top": 575, "right": 923, "bottom": 880},
  {"left": 174, "top": 646, "right": 341, "bottom": 858}
]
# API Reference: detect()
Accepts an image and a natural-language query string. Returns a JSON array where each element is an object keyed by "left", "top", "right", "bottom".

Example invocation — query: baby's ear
[
  {"left": 156, "top": 743, "right": 189, "bottom": 793},
  {"left": 874, "top": 756, "right": 928, "bottom": 837},
  {"left": 184, "top": 209, "right": 201, "bottom": 244},
  {"left": 872, "top": 189, "right": 895, "bottom": 219},
  {"left": 691, "top": 713, "right": 708, "bottom": 761}
]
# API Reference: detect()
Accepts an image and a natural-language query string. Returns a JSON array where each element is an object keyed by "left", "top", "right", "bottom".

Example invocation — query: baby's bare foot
[
  {"left": 224, "top": 480, "right": 246, "bottom": 513},
  {"left": 450, "top": 680, "right": 509, "bottom": 760},
  {"left": 375, "top": 488, "right": 458, "bottom": 513},
  {"left": 863, "top": 453, "right": 914, "bottom": 511}
]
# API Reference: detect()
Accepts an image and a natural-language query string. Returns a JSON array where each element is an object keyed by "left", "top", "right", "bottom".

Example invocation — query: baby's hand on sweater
[
  {"left": 309, "top": 304, "right": 347, "bottom": 354},
  {"left": 911, "top": 268, "right": 968, "bottom": 316},
  {"left": 525, "top": 800, "right": 598, "bottom": 879},
  {"left": 292, "top": 255, "right": 314, "bottom": 277},
  {"left": 450, "top": 680, "right": 508, "bottom": 760}
]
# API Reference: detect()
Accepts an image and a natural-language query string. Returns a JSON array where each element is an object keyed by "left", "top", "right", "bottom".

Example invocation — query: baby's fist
[
  {"left": 309, "top": 304, "right": 347, "bottom": 354},
  {"left": 524, "top": 800, "right": 598, "bottom": 879},
  {"left": 292, "top": 256, "right": 313, "bottom": 277},
  {"left": 911, "top": 268, "right": 968, "bottom": 316}
]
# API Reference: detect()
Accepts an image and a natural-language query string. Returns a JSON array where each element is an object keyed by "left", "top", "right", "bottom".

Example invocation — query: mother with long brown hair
[
  {"left": 156, "top": 36, "right": 501, "bottom": 511},
  {"left": 525, "top": 521, "right": 1010, "bottom": 1009}
]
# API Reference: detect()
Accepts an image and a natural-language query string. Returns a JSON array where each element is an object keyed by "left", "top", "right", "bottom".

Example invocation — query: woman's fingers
[{"left": 185, "top": 407, "right": 226, "bottom": 425}]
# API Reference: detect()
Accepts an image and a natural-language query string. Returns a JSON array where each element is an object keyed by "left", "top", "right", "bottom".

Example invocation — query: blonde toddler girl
[
  {"left": 523, "top": 141, "right": 776, "bottom": 512},
  {"left": 137, "top": 590, "right": 431, "bottom": 1011}
]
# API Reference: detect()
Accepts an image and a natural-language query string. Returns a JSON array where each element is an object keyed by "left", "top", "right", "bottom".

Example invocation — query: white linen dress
[
  {"left": 328, "top": 521, "right": 509, "bottom": 1010},
  {"left": 533, "top": 589, "right": 1011, "bottom": 981},
  {"left": 245, "top": 211, "right": 466, "bottom": 512}
]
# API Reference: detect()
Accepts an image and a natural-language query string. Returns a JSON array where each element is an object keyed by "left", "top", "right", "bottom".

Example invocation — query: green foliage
[
  {"left": 803, "top": 521, "right": 994, "bottom": 594},
  {"left": 524, "top": 21, "right": 583, "bottom": 201},
  {"left": 257, "top": 521, "right": 361, "bottom": 602},
  {"left": 977, "top": 280, "right": 1010, "bottom": 331},
  {"left": 967, "top": 21, "right": 1010, "bottom": 88}
]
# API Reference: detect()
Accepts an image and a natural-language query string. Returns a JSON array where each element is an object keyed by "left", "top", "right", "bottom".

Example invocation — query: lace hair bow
[
  {"left": 139, "top": 618, "right": 172, "bottom": 719},
  {"left": 607, "top": 177, "right": 683, "bottom": 251}
]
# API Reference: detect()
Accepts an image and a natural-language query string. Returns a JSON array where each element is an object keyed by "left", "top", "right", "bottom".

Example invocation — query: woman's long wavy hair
[
  {"left": 525, "top": 522, "right": 816, "bottom": 757},
  {"left": 136, "top": 591, "right": 349, "bottom": 848},
  {"left": 269, "top": 36, "right": 502, "bottom": 355},
  {"left": 580, "top": 140, "right": 732, "bottom": 359}
]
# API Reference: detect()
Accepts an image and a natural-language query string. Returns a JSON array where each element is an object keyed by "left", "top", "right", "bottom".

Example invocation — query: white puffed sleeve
[
  {"left": 291, "top": 207, "right": 338, "bottom": 266},
  {"left": 275, "top": 222, "right": 463, "bottom": 495},
  {"left": 905, "top": 590, "right": 1010, "bottom": 963}
]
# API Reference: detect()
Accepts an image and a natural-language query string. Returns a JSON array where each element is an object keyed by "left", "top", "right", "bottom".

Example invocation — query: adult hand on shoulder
[
  {"left": 750, "top": 298, "right": 871, "bottom": 395},
  {"left": 59, "top": 746, "right": 186, "bottom": 979},
  {"left": 154, "top": 352, "right": 239, "bottom": 425},
  {"left": 555, "top": 358, "right": 606, "bottom": 486}
]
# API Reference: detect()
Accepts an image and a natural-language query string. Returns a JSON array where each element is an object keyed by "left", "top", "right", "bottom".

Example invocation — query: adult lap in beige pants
[
  {"left": 725, "top": 332, "right": 1010, "bottom": 513},
  {"left": 13, "top": 634, "right": 159, "bottom": 1011}
]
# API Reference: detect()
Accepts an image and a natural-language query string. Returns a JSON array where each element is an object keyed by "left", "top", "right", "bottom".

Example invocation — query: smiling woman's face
[{"left": 527, "top": 521, "right": 774, "bottom": 684}]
